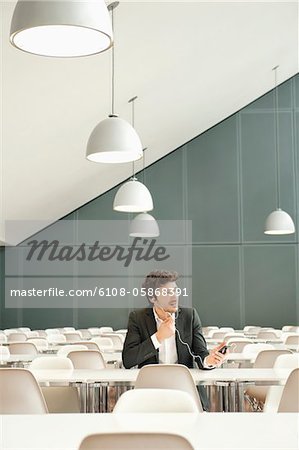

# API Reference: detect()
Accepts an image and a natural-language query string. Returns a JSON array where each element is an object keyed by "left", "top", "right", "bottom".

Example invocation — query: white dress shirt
[{"left": 150, "top": 308, "right": 213, "bottom": 368}]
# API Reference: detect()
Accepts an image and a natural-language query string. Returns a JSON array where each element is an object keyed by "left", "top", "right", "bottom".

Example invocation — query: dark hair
[{"left": 142, "top": 270, "right": 178, "bottom": 302}]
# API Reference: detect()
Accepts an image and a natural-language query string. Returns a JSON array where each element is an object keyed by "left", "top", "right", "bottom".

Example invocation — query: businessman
[{"left": 122, "top": 270, "right": 227, "bottom": 409}]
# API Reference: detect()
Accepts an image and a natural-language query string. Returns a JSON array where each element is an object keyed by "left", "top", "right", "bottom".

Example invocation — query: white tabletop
[
  {"left": 1, "top": 413, "right": 298, "bottom": 450},
  {"left": 30, "top": 368, "right": 293, "bottom": 385}
]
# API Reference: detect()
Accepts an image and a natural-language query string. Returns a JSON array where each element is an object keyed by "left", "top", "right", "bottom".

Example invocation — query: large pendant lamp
[
  {"left": 86, "top": 3, "right": 143, "bottom": 163},
  {"left": 10, "top": 0, "right": 113, "bottom": 57},
  {"left": 114, "top": 108, "right": 153, "bottom": 213},
  {"left": 264, "top": 66, "right": 295, "bottom": 235}
]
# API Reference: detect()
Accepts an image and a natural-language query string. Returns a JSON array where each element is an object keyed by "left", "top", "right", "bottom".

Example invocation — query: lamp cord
[
  {"left": 111, "top": 7, "right": 115, "bottom": 116},
  {"left": 129, "top": 96, "right": 138, "bottom": 178},
  {"left": 273, "top": 66, "right": 280, "bottom": 209}
]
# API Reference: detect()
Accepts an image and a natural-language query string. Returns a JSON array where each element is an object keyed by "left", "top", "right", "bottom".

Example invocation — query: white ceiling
[{"left": 1, "top": 0, "right": 298, "bottom": 244}]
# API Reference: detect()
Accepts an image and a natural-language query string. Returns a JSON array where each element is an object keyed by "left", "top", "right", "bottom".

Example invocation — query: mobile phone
[{"left": 218, "top": 345, "right": 229, "bottom": 354}]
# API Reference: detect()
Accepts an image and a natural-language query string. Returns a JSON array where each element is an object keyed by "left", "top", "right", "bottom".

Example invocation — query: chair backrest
[
  {"left": 92, "top": 337, "right": 114, "bottom": 350},
  {"left": 284, "top": 335, "right": 299, "bottom": 345},
  {"left": 64, "top": 332, "right": 82, "bottom": 342},
  {"left": 224, "top": 333, "right": 245, "bottom": 342},
  {"left": 113, "top": 388, "right": 199, "bottom": 413},
  {"left": 0, "top": 368, "right": 48, "bottom": 414},
  {"left": 47, "top": 333, "right": 66, "bottom": 344},
  {"left": 99, "top": 326, "right": 113, "bottom": 334},
  {"left": 67, "top": 350, "right": 106, "bottom": 369},
  {"left": 277, "top": 368, "right": 299, "bottom": 412},
  {"left": 88, "top": 327, "right": 101, "bottom": 336},
  {"left": 264, "top": 354, "right": 299, "bottom": 412},
  {"left": 45, "top": 328, "right": 60, "bottom": 335},
  {"left": 274, "top": 353, "right": 299, "bottom": 369},
  {"left": 57, "top": 344, "right": 88, "bottom": 356},
  {"left": 18, "top": 327, "right": 31, "bottom": 332},
  {"left": 78, "top": 341, "right": 100, "bottom": 351},
  {"left": 242, "top": 343, "right": 274, "bottom": 355},
  {"left": 33, "top": 330, "right": 47, "bottom": 338},
  {"left": 9, "top": 342, "right": 38, "bottom": 355},
  {"left": 79, "top": 433, "right": 194, "bottom": 450},
  {"left": 253, "top": 349, "right": 292, "bottom": 368},
  {"left": 25, "top": 331, "right": 40, "bottom": 338},
  {"left": 135, "top": 364, "right": 203, "bottom": 411},
  {"left": 210, "top": 331, "right": 227, "bottom": 340},
  {"left": 219, "top": 327, "right": 234, "bottom": 333},
  {"left": 0, "top": 346, "right": 10, "bottom": 358},
  {"left": 0, "top": 334, "right": 7, "bottom": 343},
  {"left": 77, "top": 329, "right": 92, "bottom": 339},
  {"left": 282, "top": 326, "right": 299, "bottom": 333},
  {"left": 27, "top": 338, "right": 49, "bottom": 350},
  {"left": 100, "top": 333, "right": 123, "bottom": 347},
  {"left": 225, "top": 338, "right": 252, "bottom": 353},
  {"left": 256, "top": 331, "right": 279, "bottom": 340},
  {"left": 63, "top": 327, "right": 76, "bottom": 332},
  {"left": 7, "top": 332, "right": 27, "bottom": 342},
  {"left": 30, "top": 356, "right": 74, "bottom": 369}
]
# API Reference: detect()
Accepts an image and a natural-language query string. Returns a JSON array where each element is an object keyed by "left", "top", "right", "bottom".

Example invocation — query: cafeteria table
[{"left": 1, "top": 412, "right": 298, "bottom": 450}]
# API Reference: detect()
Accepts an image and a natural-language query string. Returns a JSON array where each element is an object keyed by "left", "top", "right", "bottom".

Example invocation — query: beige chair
[
  {"left": 18, "top": 327, "right": 31, "bottom": 333},
  {"left": 79, "top": 433, "right": 194, "bottom": 450},
  {"left": 33, "top": 330, "right": 47, "bottom": 338},
  {"left": 9, "top": 342, "right": 38, "bottom": 355},
  {"left": 242, "top": 343, "right": 274, "bottom": 355},
  {"left": 0, "top": 334, "right": 7, "bottom": 343},
  {"left": 277, "top": 368, "right": 299, "bottom": 412},
  {"left": 264, "top": 353, "right": 299, "bottom": 412},
  {"left": 282, "top": 326, "right": 299, "bottom": 333},
  {"left": 47, "top": 333, "right": 67, "bottom": 344},
  {"left": 135, "top": 364, "right": 203, "bottom": 412},
  {"left": 99, "top": 333, "right": 123, "bottom": 348},
  {"left": 67, "top": 350, "right": 106, "bottom": 369},
  {"left": 88, "top": 327, "right": 101, "bottom": 336},
  {"left": 243, "top": 326, "right": 261, "bottom": 336},
  {"left": 99, "top": 326, "right": 113, "bottom": 334},
  {"left": 29, "top": 356, "right": 80, "bottom": 413},
  {"left": 284, "top": 335, "right": 299, "bottom": 346},
  {"left": 45, "top": 328, "right": 60, "bottom": 335},
  {"left": 25, "top": 331, "right": 40, "bottom": 338},
  {"left": 0, "top": 346, "right": 10, "bottom": 360},
  {"left": 7, "top": 332, "right": 27, "bottom": 342},
  {"left": 57, "top": 344, "right": 88, "bottom": 356},
  {"left": 77, "top": 329, "right": 92, "bottom": 339},
  {"left": 77, "top": 341, "right": 100, "bottom": 350},
  {"left": 113, "top": 388, "right": 199, "bottom": 413},
  {"left": 64, "top": 332, "right": 82, "bottom": 342},
  {"left": 63, "top": 327, "right": 76, "bottom": 332},
  {"left": 245, "top": 349, "right": 292, "bottom": 409},
  {"left": 209, "top": 331, "right": 226, "bottom": 340},
  {"left": 92, "top": 337, "right": 114, "bottom": 350},
  {"left": 27, "top": 338, "right": 49, "bottom": 351},
  {"left": 0, "top": 368, "right": 48, "bottom": 414},
  {"left": 256, "top": 331, "right": 280, "bottom": 340},
  {"left": 30, "top": 356, "right": 73, "bottom": 370},
  {"left": 224, "top": 333, "right": 245, "bottom": 341},
  {"left": 225, "top": 338, "right": 252, "bottom": 353}
]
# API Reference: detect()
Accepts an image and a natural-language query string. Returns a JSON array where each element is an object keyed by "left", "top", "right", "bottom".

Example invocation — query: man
[{"left": 122, "top": 270, "right": 227, "bottom": 410}]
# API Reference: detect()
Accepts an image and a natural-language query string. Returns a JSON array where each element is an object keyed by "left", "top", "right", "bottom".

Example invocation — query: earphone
[{"left": 153, "top": 299, "right": 206, "bottom": 367}]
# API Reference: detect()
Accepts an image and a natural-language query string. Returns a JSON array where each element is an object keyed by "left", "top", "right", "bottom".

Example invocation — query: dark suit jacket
[{"left": 122, "top": 307, "right": 209, "bottom": 369}]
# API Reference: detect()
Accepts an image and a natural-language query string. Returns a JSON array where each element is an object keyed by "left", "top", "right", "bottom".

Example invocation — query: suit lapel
[
  {"left": 175, "top": 308, "right": 185, "bottom": 362},
  {"left": 144, "top": 308, "right": 157, "bottom": 334}
]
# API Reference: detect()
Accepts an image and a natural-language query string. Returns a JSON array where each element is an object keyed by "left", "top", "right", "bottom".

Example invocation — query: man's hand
[
  {"left": 205, "top": 342, "right": 228, "bottom": 367},
  {"left": 155, "top": 316, "right": 175, "bottom": 342}
]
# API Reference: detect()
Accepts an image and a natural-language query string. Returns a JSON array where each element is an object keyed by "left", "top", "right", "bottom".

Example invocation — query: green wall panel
[
  {"left": 241, "top": 109, "right": 296, "bottom": 243},
  {"left": 187, "top": 116, "right": 239, "bottom": 243},
  {"left": 145, "top": 149, "right": 184, "bottom": 220},
  {"left": 243, "top": 245, "right": 297, "bottom": 327},
  {"left": 192, "top": 246, "right": 241, "bottom": 328}
]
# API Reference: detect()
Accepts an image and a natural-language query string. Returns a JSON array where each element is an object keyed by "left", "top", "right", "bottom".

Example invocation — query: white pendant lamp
[
  {"left": 10, "top": 0, "right": 113, "bottom": 57},
  {"left": 129, "top": 213, "right": 160, "bottom": 237},
  {"left": 264, "top": 66, "right": 295, "bottom": 235},
  {"left": 114, "top": 178, "right": 154, "bottom": 212},
  {"left": 114, "top": 137, "right": 153, "bottom": 212},
  {"left": 86, "top": 3, "right": 143, "bottom": 163}
]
